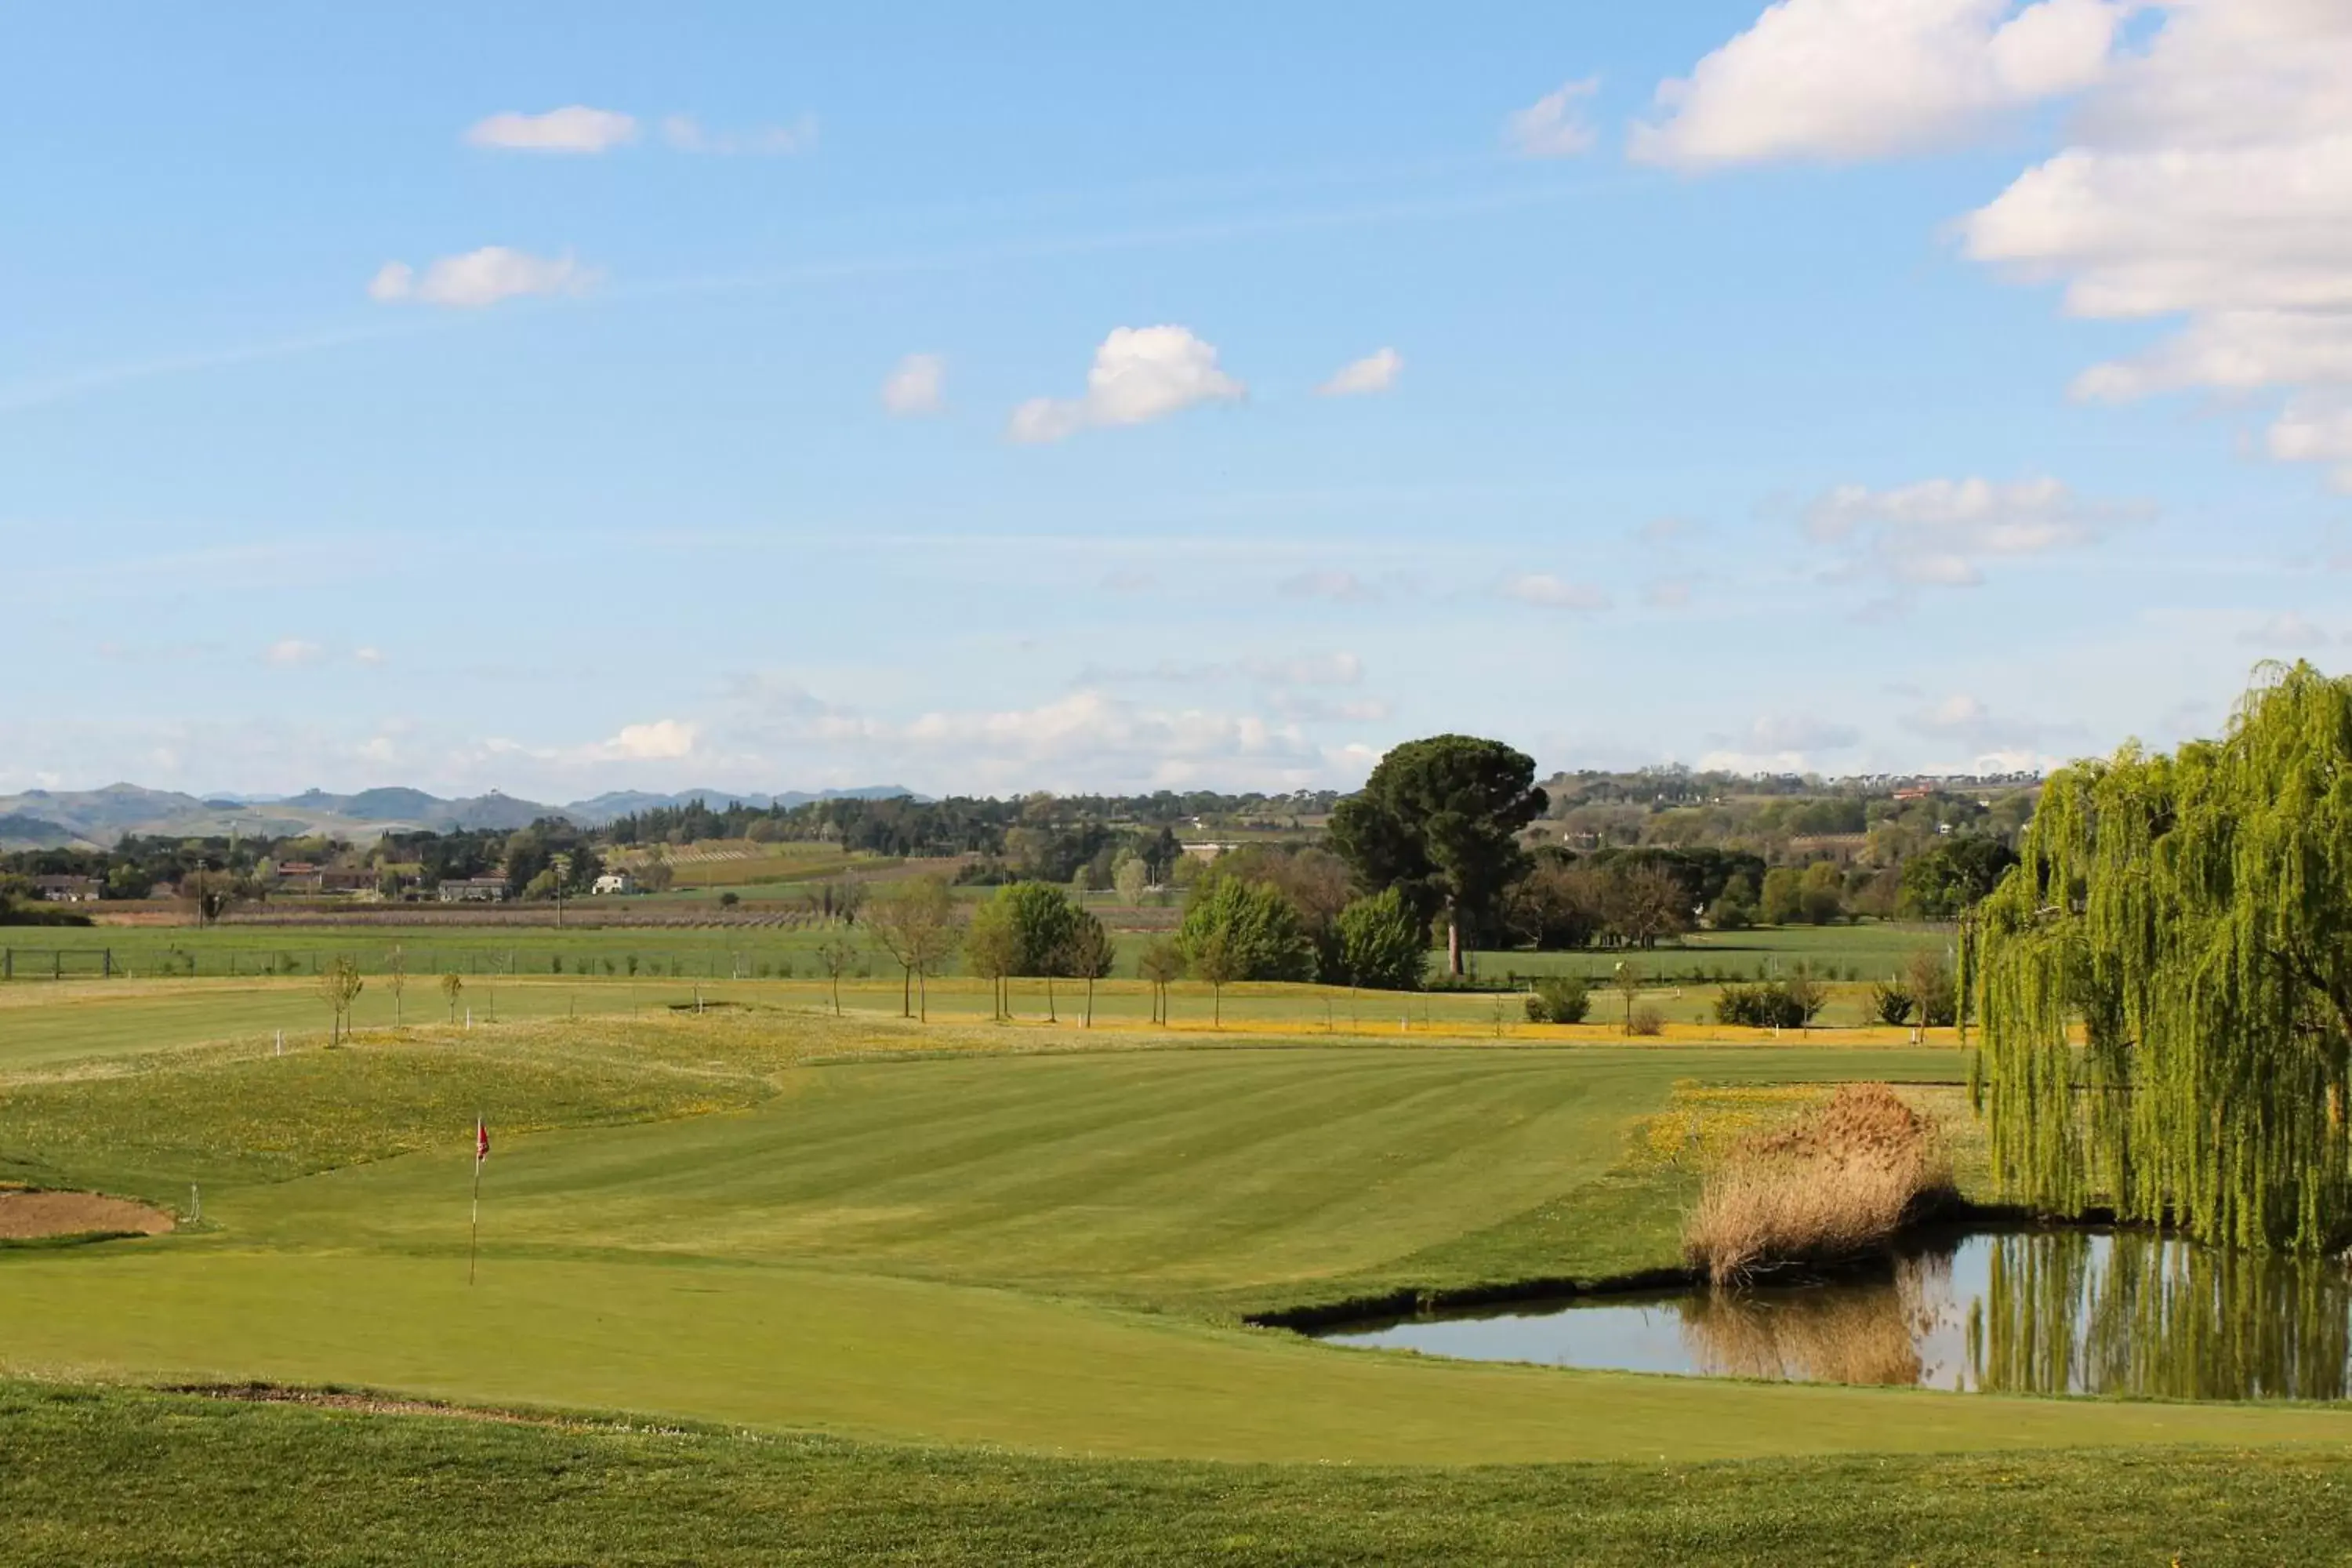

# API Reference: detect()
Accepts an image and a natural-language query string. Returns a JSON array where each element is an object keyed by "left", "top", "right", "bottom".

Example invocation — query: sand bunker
[{"left": 0, "top": 1189, "right": 175, "bottom": 1240}]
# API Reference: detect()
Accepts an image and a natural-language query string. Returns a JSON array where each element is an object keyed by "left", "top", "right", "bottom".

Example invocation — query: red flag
[{"left": 475, "top": 1117, "right": 490, "bottom": 1166}]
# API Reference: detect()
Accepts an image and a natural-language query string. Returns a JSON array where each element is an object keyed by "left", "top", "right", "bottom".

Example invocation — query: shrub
[
  {"left": 1713, "top": 977, "right": 1828, "bottom": 1030},
  {"left": 1337, "top": 887, "right": 1428, "bottom": 991},
  {"left": 1525, "top": 975, "right": 1593, "bottom": 1024},
  {"left": 718, "top": 891, "right": 741, "bottom": 908},
  {"left": 1175, "top": 879, "right": 1317, "bottom": 984},
  {"left": 1870, "top": 981, "right": 1917, "bottom": 1026},
  {"left": 1628, "top": 1002, "right": 1667, "bottom": 1036}
]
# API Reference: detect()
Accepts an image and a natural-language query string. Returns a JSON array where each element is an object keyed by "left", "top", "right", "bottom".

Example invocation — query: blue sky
[{"left": 6, "top": 0, "right": 2347, "bottom": 799}]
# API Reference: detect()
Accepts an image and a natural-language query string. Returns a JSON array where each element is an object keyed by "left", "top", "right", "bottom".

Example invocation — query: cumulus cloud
[
  {"left": 368, "top": 247, "right": 593, "bottom": 309},
  {"left": 1506, "top": 78, "right": 1601, "bottom": 158},
  {"left": 1278, "top": 569, "right": 1378, "bottom": 603},
  {"left": 464, "top": 106, "right": 640, "bottom": 153},
  {"left": 1008, "top": 326, "right": 1245, "bottom": 443},
  {"left": 882, "top": 353, "right": 946, "bottom": 416},
  {"left": 1498, "top": 573, "right": 1611, "bottom": 612},
  {"left": 1899, "top": 691, "right": 2078, "bottom": 768},
  {"left": 2267, "top": 398, "right": 2352, "bottom": 492},
  {"left": 660, "top": 113, "right": 818, "bottom": 155},
  {"left": 1954, "top": 3, "right": 2352, "bottom": 481},
  {"left": 1633, "top": 0, "right": 2125, "bottom": 166},
  {"left": 1804, "top": 475, "right": 2126, "bottom": 587},
  {"left": 1316, "top": 347, "right": 1403, "bottom": 397},
  {"left": 263, "top": 639, "right": 325, "bottom": 668},
  {"left": 597, "top": 720, "right": 698, "bottom": 760}
]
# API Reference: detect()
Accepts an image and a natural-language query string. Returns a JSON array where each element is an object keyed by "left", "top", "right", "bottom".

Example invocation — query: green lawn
[
  {"left": 5, "top": 1383, "right": 2348, "bottom": 1566},
  {"left": 4, "top": 988, "right": 2344, "bottom": 1559}
]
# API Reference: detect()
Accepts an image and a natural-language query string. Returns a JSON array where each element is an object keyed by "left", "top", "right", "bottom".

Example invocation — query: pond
[{"left": 1314, "top": 1229, "right": 2352, "bottom": 1399}]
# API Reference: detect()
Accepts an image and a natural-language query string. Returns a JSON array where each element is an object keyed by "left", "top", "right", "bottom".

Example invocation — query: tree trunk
[
  {"left": 1447, "top": 906, "right": 1464, "bottom": 976},
  {"left": 916, "top": 968, "right": 928, "bottom": 1023},
  {"left": 902, "top": 964, "right": 912, "bottom": 1019},
  {"left": 1083, "top": 977, "right": 1094, "bottom": 1028},
  {"left": 1047, "top": 976, "right": 1057, "bottom": 1023},
  {"left": 1213, "top": 984, "right": 1222, "bottom": 1029}
]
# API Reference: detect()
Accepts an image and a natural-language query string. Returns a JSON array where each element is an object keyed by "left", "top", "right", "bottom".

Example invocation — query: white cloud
[
  {"left": 464, "top": 107, "right": 640, "bottom": 154},
  {"left": 599, "top": 720, "right": 698, "bottom": 760},
  {"left": 367, "top": 247, "right": 594, "bottom": 309},
  {"left": 1804, "top": 475, "right": 2125, "bottom": 587},
  {"left": 1278, "top": 569, "right": 1377, "bottom": 603},
  {"left": 2267, "top": 398, "right": 2352, "bottom": 492},
  {"left": 1956, "top": 2, "right": 2352, "bottom": 481},
  {"left": 1899, "top": 691, "right": 2078, "bottom": 768},
  {"left": 660, "top": 114, "right": 818, "bottom": 156},
  {"left": 1316, "top": 347, "right": 1403, "bottom": 397},
  {"left": 353, "top": 647, "right": 386, "bottom": 666},
  {"left": 1507, "top": 78, "right": 1602, "bottom": 158},
  {"left": 1498, "top": 573, "right": 1611, "bottom": 612},
  {"left": 882, "top": 353, "right": 946, "bottom": 416},
  {"left": 2239, "top": 611, "right": 2333, "bottom": 650},
  {"left": 263, "top": 639, "right": 325, "bottom": 668},
  {"left": 1008, "top": 325, "right": 1245, "bottom": 444},
  {"left": 1633, "top": 0, "right": 2127, "bottom": 167}
]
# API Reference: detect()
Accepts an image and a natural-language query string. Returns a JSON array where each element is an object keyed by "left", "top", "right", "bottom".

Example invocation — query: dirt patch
[{"left": 0, "top": 1189, "right": 176, "bottom": 1240}]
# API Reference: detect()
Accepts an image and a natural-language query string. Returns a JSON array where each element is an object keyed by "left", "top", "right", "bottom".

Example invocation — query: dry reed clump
[{"left": 1683, "top": 1083, "right": 1957, "bottom": 1287}]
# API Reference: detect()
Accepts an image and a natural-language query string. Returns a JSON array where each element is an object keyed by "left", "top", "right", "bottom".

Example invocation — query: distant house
[
  {"left": 1181, "top": 841, "right": 1236, "bottom": 862},
  {"left": 1787, "top": 833, "right": 1872, "bottom": 866},
  {"left": 31, "top": 875, "right": 100, "bottom": 902},
  {"left": 437, "top": 876, "right": 510, "bottom": 904},
  {"left": 592, "top": 871, "right": 637, "bottom": 895}
]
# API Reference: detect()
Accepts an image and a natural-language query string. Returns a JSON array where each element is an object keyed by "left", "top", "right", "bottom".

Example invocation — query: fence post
[{"left": 104, "top": 949, "right": 112, "bottom": 978}]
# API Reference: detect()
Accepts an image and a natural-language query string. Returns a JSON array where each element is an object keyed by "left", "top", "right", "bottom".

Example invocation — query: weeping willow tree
[{"left": 1969, "top": 662, "right": 2352, "bottom": 1252}]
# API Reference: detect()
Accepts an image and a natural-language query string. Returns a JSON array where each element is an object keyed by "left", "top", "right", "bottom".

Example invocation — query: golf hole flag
[{"left": 469, "top": 1116, "right": 489, "bottom": 1284}]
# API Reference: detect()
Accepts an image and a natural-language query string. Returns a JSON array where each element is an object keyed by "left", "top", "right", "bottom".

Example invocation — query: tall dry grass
[{"left": 1683, "top": 1083, "right": 1957, "bottom": 1286}]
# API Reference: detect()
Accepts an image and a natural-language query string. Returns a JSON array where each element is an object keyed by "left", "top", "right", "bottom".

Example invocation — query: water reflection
[{"left": 1314, "top": 1229, "right": 2352, "bottom": 1400}]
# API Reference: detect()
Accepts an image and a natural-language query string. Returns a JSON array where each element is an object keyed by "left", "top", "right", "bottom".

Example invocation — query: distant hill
[
  {"left": 562, "top": 786, "right": 923, "bottom": 824},
  {"left": 0, "top": 813, "right": 82, "bottom": 849},
  {"left": 0, "top": 782, "right": 924, "bottom": 844}
]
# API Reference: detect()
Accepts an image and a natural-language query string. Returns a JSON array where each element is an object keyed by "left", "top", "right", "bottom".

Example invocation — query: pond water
[{"left": 1315, "top": 1229, "right": 2352, "bottom": 1399}]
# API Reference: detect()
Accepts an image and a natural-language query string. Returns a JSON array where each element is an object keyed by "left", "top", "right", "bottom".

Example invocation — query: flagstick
[{"left": 469, "top": 1123, "right": 483, "bottom": 1287}]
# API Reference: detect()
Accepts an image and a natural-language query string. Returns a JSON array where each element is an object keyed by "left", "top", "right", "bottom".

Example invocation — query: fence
[
  {"left": 0, "top": 946, "right": 869, "bottom": 983},
  {"left": 0, "top": 948, "right": 115, "bottom": 980}
]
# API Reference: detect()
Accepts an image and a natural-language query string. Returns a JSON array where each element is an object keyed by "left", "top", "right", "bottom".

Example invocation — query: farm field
[
  {"left": 5, "top": 975, "right": 2334, "bottom": 1561},
  {"left": 2, "top": 918, "right": 1955, "bottom": 1030}
]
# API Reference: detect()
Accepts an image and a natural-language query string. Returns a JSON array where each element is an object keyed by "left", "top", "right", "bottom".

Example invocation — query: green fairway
[{"left": 2, "top": 1002, "right": 2347, "bottom": 1467}]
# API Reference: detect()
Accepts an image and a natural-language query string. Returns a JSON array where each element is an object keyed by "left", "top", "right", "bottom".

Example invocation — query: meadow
[{"left": 3, "top": 964, "right": 2339, "bottom": 1563}]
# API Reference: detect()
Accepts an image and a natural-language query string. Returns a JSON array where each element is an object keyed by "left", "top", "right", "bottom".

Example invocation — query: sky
[{"left": 5, "top": 0, "right": 2350, "bottom": 800}]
